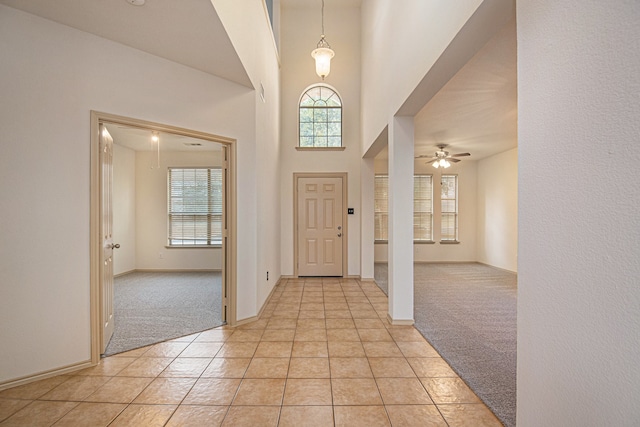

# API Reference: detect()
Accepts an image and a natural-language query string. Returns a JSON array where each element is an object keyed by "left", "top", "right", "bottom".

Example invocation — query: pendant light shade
[{"left": 311, "top": 0, "right": 334, "bottom": 80}]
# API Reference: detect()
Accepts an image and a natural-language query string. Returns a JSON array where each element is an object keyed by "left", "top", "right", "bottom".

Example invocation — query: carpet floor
[
  {"left": 374, "top": 262, "right": 517, "bottom": 427},
  {"left": 104, "top": 271, "right": 223, "bottom": 356}
]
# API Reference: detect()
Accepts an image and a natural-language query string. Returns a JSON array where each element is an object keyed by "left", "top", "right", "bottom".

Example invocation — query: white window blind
[
  {"left": 168, "top": 168, "right": 222, "bottom": 246},
  {"left": 374, "top": 175, "right": 389, "bottom": 241},
  {"left": 414, "top": 175, "right": 433, "bottom": 241},
  {"left": 374, "top": 174, "right": 433, "bottom": 242},
  {"left": 440, "top": 174, "right": 458, "bottom": 241}
]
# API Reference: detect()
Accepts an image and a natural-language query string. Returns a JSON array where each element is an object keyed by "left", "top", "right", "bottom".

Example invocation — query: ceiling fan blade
[
  {"left": 415, "top": 155, "right": 436, "bottom": 159},
  {"left": 448, "top": 158, "right": 461, "bottom": 163},
  {"left": 450, "top": 152, "right": 471, "bottom": 157}
]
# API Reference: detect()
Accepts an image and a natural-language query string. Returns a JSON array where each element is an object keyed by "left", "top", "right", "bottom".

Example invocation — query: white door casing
[
  {"left": 297, "top": 175, "right": 345, "bottom": 277},
  {"left": 99, "top": 124, "right": 115, "bottom": 353}
]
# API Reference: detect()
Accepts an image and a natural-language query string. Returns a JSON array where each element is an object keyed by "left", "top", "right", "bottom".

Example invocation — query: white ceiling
[
  {"left": 104, "top": 123, "right": 222, "bottom": 152},
  {"left": 0, "top": 0, "right": 251, "bottom": 87}
]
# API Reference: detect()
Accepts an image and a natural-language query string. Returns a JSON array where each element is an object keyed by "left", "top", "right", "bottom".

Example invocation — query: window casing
[
  {"left": 440, "top": 174, "right": 458, "bottom": 242},
  {"left": 167, "top": 168, "right": 222, "bottom": 246},
  {"left": 299, "top": 85, "right": 342, "bottom": 148},
  {"left": 374, "top": 174, "right": 433, "bottom": 242}
]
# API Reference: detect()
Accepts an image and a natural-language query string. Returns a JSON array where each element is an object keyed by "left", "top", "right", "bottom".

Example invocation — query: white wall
[
  {"left": 477, "top": 148, "right": 517, "bottom": 272},
  {"left": 0, "top": 5, "right": 261, "bottom": 383},
  {"left": 360, "top": 0, "right": 484, "bottom": 152},
  {"left": 374, "top": 158, "right": 477, "bottom": 263},
  {"left": 211, "top": 0, "right": 282, "bottom": 316},
  {"left": 517, "top": 1, "right": 640, "bottom": 425},
  {"left": 135, "top": 151, "right": 222, "bottom": 271},
  {"left": 112, "top": 144, "right": 137, "bottom": 275},
  {"left": 279, "top": 3, "right": 362, "bottom": 277}
]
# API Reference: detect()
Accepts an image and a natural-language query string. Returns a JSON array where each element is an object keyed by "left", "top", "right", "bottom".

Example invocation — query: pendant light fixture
[{"left": 311, "top": 0, "right": 334, "bottom": 80}]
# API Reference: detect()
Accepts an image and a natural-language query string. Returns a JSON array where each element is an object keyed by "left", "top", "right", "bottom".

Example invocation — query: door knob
[
  {"left": 337, "top": 233, "right": 342, "bottom": 237},
  {"left": 110, "top": 243, "right": 121, "bottom": 249}
]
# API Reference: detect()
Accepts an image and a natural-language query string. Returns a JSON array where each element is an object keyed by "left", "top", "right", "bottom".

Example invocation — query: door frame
[
  {"left": 89, "top": 111, "right": 238, "bottom": 364},
  {"left": 293, "top": 172, "right": 348, "bottom": 278}
]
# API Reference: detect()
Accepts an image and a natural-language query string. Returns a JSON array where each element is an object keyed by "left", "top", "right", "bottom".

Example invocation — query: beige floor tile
[
  {"left": 142, "top": 342, "right": 190, "bottom": 358},
  {"left": 0, "top": 398, "right": 31, "bottom": 422},
  {"left": 385, "top": 404, "right": 447, "bottom": 427},
  {"left": 354, "top": 318, "right": 386, "bottom": 329},
  {"left": 110, "top": 346, "right": 151, "bottom": 358},
  {"left": 327, "top": 341, "right": 366, "bottom": 358},
  {"left": 350, "top": 309, "right": 380, "bottom": 319},
  {"left": 226, "top": 330, "right": 264, "bottom": 342},
  {"left": 221, "top": 405, "right": 280, "bottom": 427},
  {"left": 182, "top": 378, "right": 241, "bottom": 406},
  {"left": 260, "top": 329, "right": 296, "bottom": 341},
  {"left": 368, "top": 357, "right": 416, "bottom": 378},
  {"left": 278, "top": 405, "right": 334, "bottom": 427},
  {"left": 75, "top": 357, "right": 136, "bottom": 376},
  {"left": 437, "top": 403, "right": 503, "bottom": 426},
  {"left": 333, "top": 405, "right": 390, "bottom": 427},
  {"left": 40, "top": 376, "right": 111, "bottom": 401},
  {"left": 327, "top": 328, "right": 361, "bottom": 342},
  {"left": 0, "top": 401, "right": 78, "bottom": 426},
  {"left": 232, "top": 379, "right": 285, "bottom": 406},
  {"left": 159, "top": 358, "right": 212, "bottom": 378},
  {"left": 296, "top": 319, "right": 326, "bottom": 329},
  {"left": 358, "top": 329, "right": 393, "bottom": 342},
  {"left": 331, "top": 378, "right": 382, "bottom": 405},
  {"left": 388, "top": 327, "right": 428, "bottom": 342},
  {"left": 362, "top": 342, "right": 403, "bottom": 358},
  {"left": 244, "top": 358, "right": 290, "bottom": 378},
  {"left": 300, "top": 302, "right": 325, "bottom": 311},
  {"left": 201, "top": 358, "right": 250, "bottom": 378},
  {"left": 0, "top": 376, "right": 69, "bottom": 400},
  {"left": 408, "top": 357, "right": 457, "bottom": 377},
  {"left": 194, "top": 329, "right": 234, "bottom": 342},
  {"left": 288, "top": 358, "right": 330, "bottom": 378},
  {"left": 329, "top": 358, "right": 373, "bottom": 378},
  {"left": 116, "top": 357, "right": 173, "bottom": 378},
  {"left": 376, "top": 377, "right": 433, "bottom": 404},
  {"left": 348, "top": 302, "right": 374, "bottom": 311},
  {"left": 165, "top": 405, "right": 228, "bottom": 427},
  {"left": 254, "top": 342, "right": 293, "bottom": 358},
  {"left": 169, "top": 332, "right": 200, "bottom": 342},
  {"left": 133, "top": 378, "right": 196, "bottom": 405},
  {"left": 298, "top": 310, "right": 326, "bottom": 319},
  {"left": 301, "top": 296, "right": 324, "bottom": 304},
  {"left": 325, "top": 318, "right": 356, "bottom": 329},
  {"left": 53, "top": 402, "right": 126, "bottom": 427},
  {"left": 216, "top": 342, "right": 258, "bottom": 358},
  {"left": 421, "top": 378, "right": 481, "bottom": 404},
  {"left": 237, "top": 319, "right": 269, "bottom": 330},
  {"left": 396, "top": 341, "right": 440, "bottom": 357},
  {"left": 109, "top": 403, "right": 176, "bottom": 427},
  {"left": 291, "top": 342, "right": 329, "bottom": 358},
  {"left": 324, "top": 309, "right": 352, "bottom": 319},
  {"left": 295, "top": 329, "right": 327, "bottom": 341},
  {"left": 266, "top": 318, "right": 298, "bottom": 330},
  {"left": 282, "top": 379, "right": 332, "bottom": 405},
  {"left": 85, "top": 377, "right": 152, "bottom": 403},
  {"left": 178, "top": 342, "right": 223, "bottom": 358}
]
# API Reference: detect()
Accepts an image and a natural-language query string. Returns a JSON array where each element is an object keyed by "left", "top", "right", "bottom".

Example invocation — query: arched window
[{"left": 299, "top": 85, "right": 342, "bottom": 148}]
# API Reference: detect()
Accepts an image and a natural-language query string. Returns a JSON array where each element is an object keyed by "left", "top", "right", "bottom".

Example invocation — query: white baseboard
[{"left": 0, "top": 359, "right": 94, "bottom": 391}]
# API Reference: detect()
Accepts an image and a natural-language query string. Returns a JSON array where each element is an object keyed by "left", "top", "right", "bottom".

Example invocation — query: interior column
[
  {"left": 387, "top": 116, "right": 414, "bottom": 324},
  {"left": 360, "top": 157, "right": 375, "bottom": 281}
]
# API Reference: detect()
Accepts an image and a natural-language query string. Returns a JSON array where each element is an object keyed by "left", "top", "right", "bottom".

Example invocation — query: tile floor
[{"left": 0, "top": 278, "right": 502, "bottom": 426}]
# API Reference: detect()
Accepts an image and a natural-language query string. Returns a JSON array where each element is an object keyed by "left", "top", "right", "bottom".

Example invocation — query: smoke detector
[{"left": 126, "top": 0, "right": 145, "bottom": 6}]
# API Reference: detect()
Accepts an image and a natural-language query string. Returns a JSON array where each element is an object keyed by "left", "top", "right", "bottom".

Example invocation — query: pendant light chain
[{"left": 321, "top": 0, "right": 325, "bottom": 36}]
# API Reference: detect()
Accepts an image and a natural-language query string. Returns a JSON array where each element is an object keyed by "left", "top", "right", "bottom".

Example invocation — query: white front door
[
  {"left": 297, "top": 176, "right": 344, "bottom": 277},
  {"left": 100, "top": 124, "right": 115, "bottom": 353}
]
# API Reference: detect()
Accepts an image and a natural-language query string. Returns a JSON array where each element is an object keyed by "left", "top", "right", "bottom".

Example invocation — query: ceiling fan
[{"left": 415, "top": 144, "right": 471, "bottom": 169}]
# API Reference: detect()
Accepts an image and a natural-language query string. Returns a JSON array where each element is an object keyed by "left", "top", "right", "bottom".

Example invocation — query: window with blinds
[
  {"left": 440, "top": 174, "right": 458, "bottom": 241},
  {"left": 168, "top": 168, "right": 222, "bottom": 246},
  {"left": 414, "top": 175, "right": 433, "bottom": 241},
  {"left": 374, "top": 174, "right": 433, "bottom": 242},
  {"left": 374, "top": 175, "right": 389, "bottom": 241}
]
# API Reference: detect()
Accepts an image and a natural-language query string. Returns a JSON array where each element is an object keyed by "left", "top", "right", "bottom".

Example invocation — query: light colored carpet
[
  {"left": 104, "top": 271, "right": 223, "bottom": 356},
  {"left": 374, "top": 262, "right": 516, "bottom": 427}
]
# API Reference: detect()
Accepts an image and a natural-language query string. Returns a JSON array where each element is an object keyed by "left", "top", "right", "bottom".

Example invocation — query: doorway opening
[{"left": 90, "top": 111, "right": 237, "bottom": 362}]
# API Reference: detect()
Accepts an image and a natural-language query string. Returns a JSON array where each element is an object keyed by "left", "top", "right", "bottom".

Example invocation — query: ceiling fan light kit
[{"left": 415, "top": 144, "right": 471, "bottom": 168}]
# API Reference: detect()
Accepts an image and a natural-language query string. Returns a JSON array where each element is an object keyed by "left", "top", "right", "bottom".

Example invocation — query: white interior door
[
  {"left": 100, "top": 124, "right": 115, "bottom": 353},
  {"left": 297, "top": 176, "right": 343, "bottom": 276}
]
